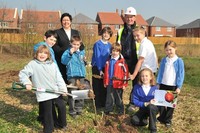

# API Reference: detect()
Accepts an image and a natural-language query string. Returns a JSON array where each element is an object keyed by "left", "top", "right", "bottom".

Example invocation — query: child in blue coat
[
  {"left": 61, "top": 35, "right": 86, "bottom": 118},
  {"left": 34, "top": 30, "right": 57, "bottom": 64}
]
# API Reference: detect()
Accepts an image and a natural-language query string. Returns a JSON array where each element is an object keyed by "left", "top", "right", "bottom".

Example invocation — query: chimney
[
  {"left": 116, "top": 9, "right": 119, "bottom": 14},
  {"left": 121, "top": 9, "right": 124, "bottom": 17}
]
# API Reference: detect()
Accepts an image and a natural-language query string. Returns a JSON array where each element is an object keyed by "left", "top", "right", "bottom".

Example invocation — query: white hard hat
[{"left": 125, "top": 7, "right": 137, "bottom": 15}]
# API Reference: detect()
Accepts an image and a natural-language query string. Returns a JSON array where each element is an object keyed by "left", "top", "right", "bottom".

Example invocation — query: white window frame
[
  {"left": 156, "top": 27, "right": 161, "bottom": 31},
  {"left": 1, "top": 22, "right": 8, "bottom": 27},
  {"left": 167, "top": 27, "right": 172, "bottom": 32},
  {"left": 48, "top": 23, "right": 54, "bottom": 29},
  {"left": 115, "top": 25, "right": 120, "bottom": 30},
  {"left": 27, "top": 23, "right": 33, "bottom": 28},
  {"left": 87, "top": 24, "right": 93, "bottom": 29}
]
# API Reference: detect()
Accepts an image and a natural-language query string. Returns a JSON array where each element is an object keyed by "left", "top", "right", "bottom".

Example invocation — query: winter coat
[
  {"left": 104, "top": 55, "right": 129, "bottom": 88},
  {"left": 19, "top": 59, "right": 67, "bottom": 102},
  {"left": 61, "top": 48, "right": 86, "bottom": 79}
]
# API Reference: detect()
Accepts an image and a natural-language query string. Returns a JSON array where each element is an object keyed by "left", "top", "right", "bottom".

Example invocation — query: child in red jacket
[{"left": 103, "top": 42, "right": 129, "bottom": 115}]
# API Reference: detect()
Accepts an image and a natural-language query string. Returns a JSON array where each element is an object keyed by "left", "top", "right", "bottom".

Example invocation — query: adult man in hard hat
[{"left": 116, "top": 7, "right": 139, "bottom": 108}]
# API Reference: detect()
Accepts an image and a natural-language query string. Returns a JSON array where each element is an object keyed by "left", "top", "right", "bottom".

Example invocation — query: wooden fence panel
[
  {"left": 148, "top": 37, "right": 200, "bottom": 45},
  {"left": 0, "top": 33, "right": 200, "bottom": 45}
]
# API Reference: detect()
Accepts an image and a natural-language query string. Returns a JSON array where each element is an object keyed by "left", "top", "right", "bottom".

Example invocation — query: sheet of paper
[
  {"left": 71, "top": 90, "right": 90, "bottom": 100},
  {"left": 154, "top": 90, "right": 177, "bottom": 108}
]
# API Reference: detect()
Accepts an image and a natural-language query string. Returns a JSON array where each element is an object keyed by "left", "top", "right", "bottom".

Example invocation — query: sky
[{"left": 1, "top": 0, "right": 199, "bottom": 26}]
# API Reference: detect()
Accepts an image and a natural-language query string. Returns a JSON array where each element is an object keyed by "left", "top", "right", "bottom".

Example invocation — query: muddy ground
[{"left": 0, "top": 54, "right": 200, "bottom": 133}]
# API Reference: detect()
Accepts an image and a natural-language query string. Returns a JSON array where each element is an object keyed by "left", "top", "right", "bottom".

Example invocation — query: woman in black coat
[{"left": 53, "top": 13, "right": 83, "bottom": 83}]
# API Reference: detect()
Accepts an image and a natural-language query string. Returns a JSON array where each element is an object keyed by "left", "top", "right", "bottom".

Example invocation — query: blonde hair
[
  {"left": 34, "top": 45, "right": 51, "bottom": 61},
  {"left": 111, "top": 42, "right": 121, "bottom": 52},
  {"left": 138, "top": 68, "right": 156, "bottom": 86},
  {"left": 133, "top": 25, "right": 146, "bottom": 35}
]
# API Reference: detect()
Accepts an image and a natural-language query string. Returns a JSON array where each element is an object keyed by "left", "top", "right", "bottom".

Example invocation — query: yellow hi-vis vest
[{"left": 117, "top": 27, "right": 140, "bottom": 58}]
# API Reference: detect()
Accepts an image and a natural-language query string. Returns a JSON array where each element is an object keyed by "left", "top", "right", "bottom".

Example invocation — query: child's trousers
[
  {"left": 40, "top": 96, "right": 67, "bottom": 133},
  {"left": 92, "top": 66, "right": 107, "bottom": 108},
  {"left": 131, "top": 104, "right": 158, "bottom": 132},
  {"left": 104, "top": 85, "right": 124, "bottom": 114},
  {"left": 68, "top": 78, "right": 85, "bottom": 115},
  {"left": 157, "top": 84, "right": 176, "bottom": 124}
]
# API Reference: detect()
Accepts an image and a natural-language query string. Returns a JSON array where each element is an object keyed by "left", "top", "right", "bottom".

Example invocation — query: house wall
[
  {"left": 20, "top": 22, "right": 60, "bottom": 34},
  {"left": 72, "top": 24, "right": 98, "bottom": 36},
  {"left": 148, "top": 26, "right": 176, "bottom": 37},
  {"left": 176, "top": 28, "right": 200, "bottom": 37},
  {"left": 72, "top": 23, "right": 99, "bottom": 45},
  {"left": 0, "top": 9, "right": 20, "bottom": 33},
  {"left": 99, "top": 24, "right": 122, "bottom": 37}
]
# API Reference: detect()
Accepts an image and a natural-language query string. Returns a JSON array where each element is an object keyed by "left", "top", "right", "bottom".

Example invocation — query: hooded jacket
[
  {"left": 104, "top": 55, "right": 129, "bottom": 88},
  {"left": 19, "top": 59, "right": 67, "bottom": 102},
  {"left": 61, "top": 47, "right": 86, "bottom": 79}
]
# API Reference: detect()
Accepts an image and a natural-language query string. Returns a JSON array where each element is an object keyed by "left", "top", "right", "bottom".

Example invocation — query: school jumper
[
  {"left": 91, "top": 39, "right": 112, "bottom": 108},
  {"left": 131, "top": 84, "right": 158, "bottom": 132}
]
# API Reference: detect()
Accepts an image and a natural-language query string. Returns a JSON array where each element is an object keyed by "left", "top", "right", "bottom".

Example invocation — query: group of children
[
  {"left": 91, "top": 26, "right": 185, "bottom": 133},
  {"left": 19, "top": 25, "right": 184, "bottom": 133}
]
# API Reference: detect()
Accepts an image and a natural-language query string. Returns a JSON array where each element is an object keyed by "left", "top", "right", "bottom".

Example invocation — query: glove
[
  {"left": 76, "top": 79, "right": 86, "bottom": 90},
  {"left": 88, "top": 89, "right": 95, "bottom": 99}
]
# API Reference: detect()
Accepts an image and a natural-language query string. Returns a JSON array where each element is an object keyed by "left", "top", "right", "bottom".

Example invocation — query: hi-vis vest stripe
[{"left": 117, "top": 27, "right": 140, "bottom": 58}]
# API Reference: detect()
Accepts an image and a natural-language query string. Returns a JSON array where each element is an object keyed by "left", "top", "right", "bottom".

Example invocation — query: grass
[{"left": 0, "top": 44, "right": 200, "bottom": 132}]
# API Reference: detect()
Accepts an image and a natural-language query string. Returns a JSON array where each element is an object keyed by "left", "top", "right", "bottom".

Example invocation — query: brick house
[
  {"left": 135, "top": 14, "right": 149, "bottom": 34},
  {"left": 96, "top": 9, "right": 148, "bottom": 37},
  {"left": 20, "top": 9, "right": 61, "bottom": 34},
  {"left": 96, "top": 12, "right": 124, "bottom": 36},
  {"left": 72, "top": 13, "right": 99, "bottom": 45},
  {"left": 0, "top": 8, "right": 20, "bottom": 33},
  {"left": 176, "top": 19, "right": 200, "bottom": 37},
  {"left": 146, "top": 16, "right": 176, "bottom": 37},
  {"left": 72, "top": 13, "right": 98, "bottom": 37}
]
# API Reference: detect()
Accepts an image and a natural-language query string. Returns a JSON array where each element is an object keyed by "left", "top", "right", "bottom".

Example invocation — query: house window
[
  {"left": 156, "top": 27, "right": 161, "bottom": 31},
  {"left": 87, "top": 24, "right": 93, "bottom": 29},
  {"left": 48, "top": 23, "right": 54, "bottom": 29},
  {"left": 27, "top": 23, "right": 34, "bottom": 28},
  {"left": 167, "top": 27, "right": 172, "bottom": 32},
  {"left": 1, "top": 22, "right": 8, "bottom": 27},
  {"left": 115, "top": 25, "right": 120, "bottom": 30}
]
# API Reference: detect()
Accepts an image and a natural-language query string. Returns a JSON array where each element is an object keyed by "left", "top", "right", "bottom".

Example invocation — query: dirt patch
[
  {"left": 0, "top": 70, "right": 19, "bottom": 88},
  {"left": 97, "top": 114, "right": 137, "bottom": 133},
  {"left": 0, "top": 53, "right": 200, "bottom": 133}
]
